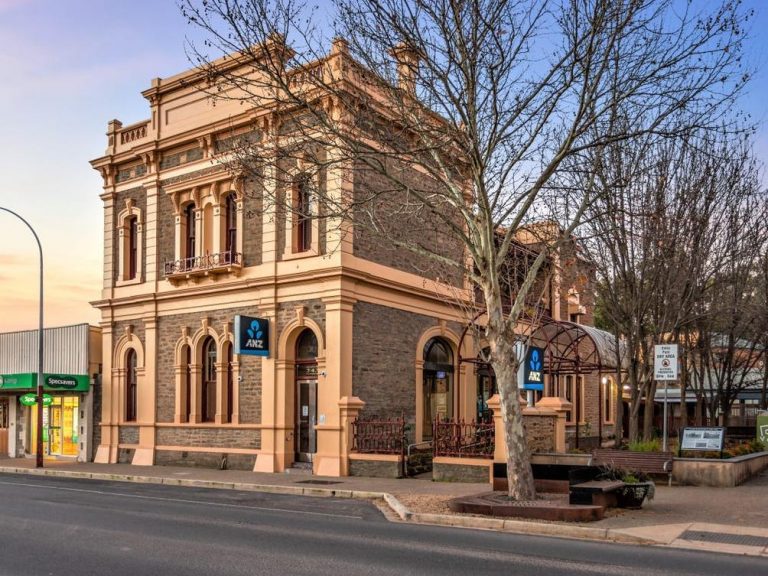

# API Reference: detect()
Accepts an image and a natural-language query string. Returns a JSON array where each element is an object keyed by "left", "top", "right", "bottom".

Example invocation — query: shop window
[
  {"left": 201, "top": 337, "right": 217, "bottom": 423},
  {"left": 126, "top": 349, "right": 137, "bottom": 422}
]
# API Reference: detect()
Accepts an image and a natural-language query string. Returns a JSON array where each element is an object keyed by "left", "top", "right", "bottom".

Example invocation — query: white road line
[{"left": 0, "top": 479, "right": 364, "bottom": 520}]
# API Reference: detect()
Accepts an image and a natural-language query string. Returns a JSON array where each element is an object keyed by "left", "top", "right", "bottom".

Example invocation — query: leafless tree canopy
[
  {"left": 180, "top": 0, "right": 752, "bottom": 498},
  {"left": 583, "top": 131, "right": 767, "bottom": 441}
]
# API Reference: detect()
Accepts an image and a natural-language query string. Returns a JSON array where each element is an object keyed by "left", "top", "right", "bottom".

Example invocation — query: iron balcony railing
[{"left": 164, "top": 250, "right": 242, "bottom": 276}]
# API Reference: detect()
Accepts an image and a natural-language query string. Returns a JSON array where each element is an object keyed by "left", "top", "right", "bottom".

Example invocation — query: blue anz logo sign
[
  {"left": 235, "top": 315, "right": 270, "bottom": 357},
  {"left": 523, "top": 346, "right": 544, "bottom": 391}
]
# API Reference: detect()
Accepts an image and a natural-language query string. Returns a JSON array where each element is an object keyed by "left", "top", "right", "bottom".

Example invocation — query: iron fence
[
  {"left": 351, "top": 415, "right": 406, "bottom": 455},
  {"left": 433, "top": 419, "right": 494, "bottom": 458}
]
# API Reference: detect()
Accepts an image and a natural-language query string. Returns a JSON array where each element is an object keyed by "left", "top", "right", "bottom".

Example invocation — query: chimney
[{"left": 390, "top": 43, "right": 420, "bottom": 95}]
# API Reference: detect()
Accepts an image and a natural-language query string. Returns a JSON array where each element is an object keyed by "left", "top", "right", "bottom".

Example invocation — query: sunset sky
[{"left": 1, "top": 0, "right": 767, "bottom": 332}]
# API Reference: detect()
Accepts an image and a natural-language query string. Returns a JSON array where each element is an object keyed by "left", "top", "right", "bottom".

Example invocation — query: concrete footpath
[{"left": 0, "top": 458, "right": 766, "bottom": 558}]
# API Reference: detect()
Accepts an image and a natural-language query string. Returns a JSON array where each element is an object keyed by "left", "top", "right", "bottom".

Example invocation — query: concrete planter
[{"left": 673, "top": 451, "right": 768, "bottom": 487}]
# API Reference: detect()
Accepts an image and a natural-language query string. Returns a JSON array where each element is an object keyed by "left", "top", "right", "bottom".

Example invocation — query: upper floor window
[
  {"left": 296, "top": 176, "right": 313, "bottom": 253},
  {"left": 225, "top": 193, "right": 237, "bottom": 256},
  {"left": 117, "top": 201, "right": 143, "bottom": 285},
  {"left": 128, "top": 216, "right": 138, "bottom": 280},
  {"left": 185, "top": 203, "right": 197, "bottom": 260}
]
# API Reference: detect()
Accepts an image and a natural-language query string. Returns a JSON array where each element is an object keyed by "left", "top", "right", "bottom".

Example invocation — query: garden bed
[{"left": 673, "top": 451, "right": 768, "bottom": 487}]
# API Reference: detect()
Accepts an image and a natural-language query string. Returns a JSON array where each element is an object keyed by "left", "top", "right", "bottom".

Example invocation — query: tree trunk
[
  {"left": 642, "top": 380, "right": 657, "bottom": 441},
  {"left": 491, "top": 335, "right": 536, "bottom": 501}
]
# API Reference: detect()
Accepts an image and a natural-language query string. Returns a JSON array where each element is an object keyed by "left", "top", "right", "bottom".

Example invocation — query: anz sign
[
  {"left": 523, "top": 346, "right": 545, "bottom": 391},
  {"left": 235, "top": 315, "right": 270, "bottom": 357}
]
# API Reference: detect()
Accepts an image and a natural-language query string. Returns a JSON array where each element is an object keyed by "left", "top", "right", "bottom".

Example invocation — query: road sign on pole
[
  {"left": 654, "top": 344, "right": 678, "bottom": 380},
  {"left": 654, "top": 344, "right": 678, "bottom": 452}
]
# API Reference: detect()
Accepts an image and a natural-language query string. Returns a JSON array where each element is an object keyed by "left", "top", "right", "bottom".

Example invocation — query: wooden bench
[
  {"left": 569, "top": 480, "right": 625, "bottom": 507},
  {"left": 591, "top": 449, "right": 674, "bottom": 486}
]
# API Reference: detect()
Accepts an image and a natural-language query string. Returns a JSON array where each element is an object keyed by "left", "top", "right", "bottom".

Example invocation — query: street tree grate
[{"left": 680, "top": 530, "right": 768, "bottom": 548}]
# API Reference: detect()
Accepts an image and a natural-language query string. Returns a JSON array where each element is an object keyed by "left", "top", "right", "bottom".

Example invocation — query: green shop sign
[
  {"left": 0, "top": 373, "right": 90, "bottom": 392},
  {"left": 19, "top": 393, "right": 53, "bottom": 407},
  {"left": 758, "top": 414, "right": 768, "bottom": 446}
]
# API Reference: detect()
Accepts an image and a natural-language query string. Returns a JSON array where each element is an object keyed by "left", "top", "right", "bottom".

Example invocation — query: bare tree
[
  {"left": 687, "top": 168, "right": 768, "bottom": 426},
  {"left": 586, "top": 132, "right": 765, "bottom": 441},
  {"left": 180, "top": 0, "right": 750, "bottom": 499}
]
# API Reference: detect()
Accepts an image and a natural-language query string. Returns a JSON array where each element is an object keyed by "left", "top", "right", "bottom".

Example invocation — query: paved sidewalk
[{"left": 0, "top": 457, "right": 766, "bottom": 557}]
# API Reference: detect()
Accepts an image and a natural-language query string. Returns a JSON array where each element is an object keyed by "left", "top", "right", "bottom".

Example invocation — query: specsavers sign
[{"left": 0, "top": 373, "right": 90, "bottom": 392}]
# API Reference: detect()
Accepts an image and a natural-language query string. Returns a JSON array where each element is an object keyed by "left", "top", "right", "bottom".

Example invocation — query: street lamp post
[{"left": 0, "top": 207, "right": 45, "bottom": 468}]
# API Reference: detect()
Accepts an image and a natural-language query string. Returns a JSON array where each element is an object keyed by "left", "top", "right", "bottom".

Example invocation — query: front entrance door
[{"left": 295, "top": 380, "right": 317, "bottom": 462}]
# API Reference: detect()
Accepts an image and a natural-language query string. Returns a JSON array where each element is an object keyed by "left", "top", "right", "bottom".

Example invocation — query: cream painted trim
[
  {"left": 348, "top": 453, "right": 401, "bottom": 462},
  {"left": 276, "top": 316, "right": 326, "bottom": 361}
]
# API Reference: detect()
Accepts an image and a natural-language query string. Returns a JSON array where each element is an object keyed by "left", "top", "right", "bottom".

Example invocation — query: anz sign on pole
[
  {"left": 235, "top": 315, "right": 270, "bottom": 357},
  {"left": 522, "top": 346, "right": 545, "bottom": 391}
]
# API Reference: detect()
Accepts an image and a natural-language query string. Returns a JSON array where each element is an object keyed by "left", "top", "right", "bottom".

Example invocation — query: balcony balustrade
[{"left": 164, "top": 250, "right": 242, "bottom": 282}]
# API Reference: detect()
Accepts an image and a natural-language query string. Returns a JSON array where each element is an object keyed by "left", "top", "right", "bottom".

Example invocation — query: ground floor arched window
[
  {"left": 126, "top": 349, "right": 137, "bottom": 422},
  {"left": 423, "top": 337, "right": 454, "bottom": 438},
  {"left": 201, "top": 336, "right": 217, "bottom": 422}
]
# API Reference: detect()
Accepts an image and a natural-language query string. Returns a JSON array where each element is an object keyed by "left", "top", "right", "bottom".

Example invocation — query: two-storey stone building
[{"left": 90, "top": 39, "right": 617, "bottom": 475}]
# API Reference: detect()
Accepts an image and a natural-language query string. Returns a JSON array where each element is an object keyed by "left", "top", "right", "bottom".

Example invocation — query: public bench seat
[
  {"left": 591, "top": 448, "right": 674, "bottom": 485},
  {"left": 569, "top": 479, "right": 625, "bottom": 506}
]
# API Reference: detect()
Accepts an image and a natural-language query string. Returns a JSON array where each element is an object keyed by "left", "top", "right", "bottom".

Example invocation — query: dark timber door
[{"left": 295, "top": 380, "right": 317, "bottom": 462}]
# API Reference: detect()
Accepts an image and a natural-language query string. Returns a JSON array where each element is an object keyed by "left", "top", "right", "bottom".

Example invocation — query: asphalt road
[{"left": 0, "top": 473, "right": 763, "bottom": 576}]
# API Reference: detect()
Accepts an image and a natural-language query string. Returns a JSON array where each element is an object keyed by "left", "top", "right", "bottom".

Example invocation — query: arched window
[
  {"left": 183, "top": 345, "right": 192, "bottom": 422},
  {"left": 127, "top": 216, "right": 138, "bottom": 280},
  {"left": 185, "top": 203, "right": 196, "bottom": 260},
  {"left": 225, "top": 193, "right": 237, "bottom": 261},
  {"left": 117, "top": 205, "right": 143, "bottom": 284},
  {"left": 423, "top": 337, "right": 455, "bottom": 437},
  {"left": 295, "top": 176, "right": 312, "bottom": 253},
  {"left": 201, "top": 337, "right": 217, "bottom": 423},
  {"left": 226, "top": 343, "right": 234, "bottom": 423},
  {"left": 296, "top": 329, "right": 318, "bottom": 360},
  {"left": 126, "top": 349, "right": 137, "bottom": 422}
]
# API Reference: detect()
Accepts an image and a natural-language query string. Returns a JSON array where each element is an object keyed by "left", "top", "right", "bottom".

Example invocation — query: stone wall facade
[
  {"left": 154, "top": 450, "right": 256, "bottom": 470},
  {"left": 352, "top": 302, "right": 436, "bottom": 424},
  {"left": 352, "top": 160, "right": 465, "bottom": 286},
  {"left": 118, "top": 426, "right": 139, "bottom": 445},
  {"left": 156, "top": 426, "right": 261, "bottom": 449},
  {"left": 155, "top": 306, "right": 264, "bottom": 424}
]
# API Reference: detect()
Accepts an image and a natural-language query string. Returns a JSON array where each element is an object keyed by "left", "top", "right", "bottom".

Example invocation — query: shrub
[{"left": 627, "top": 438, "right": 662, "bottom": 452}]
